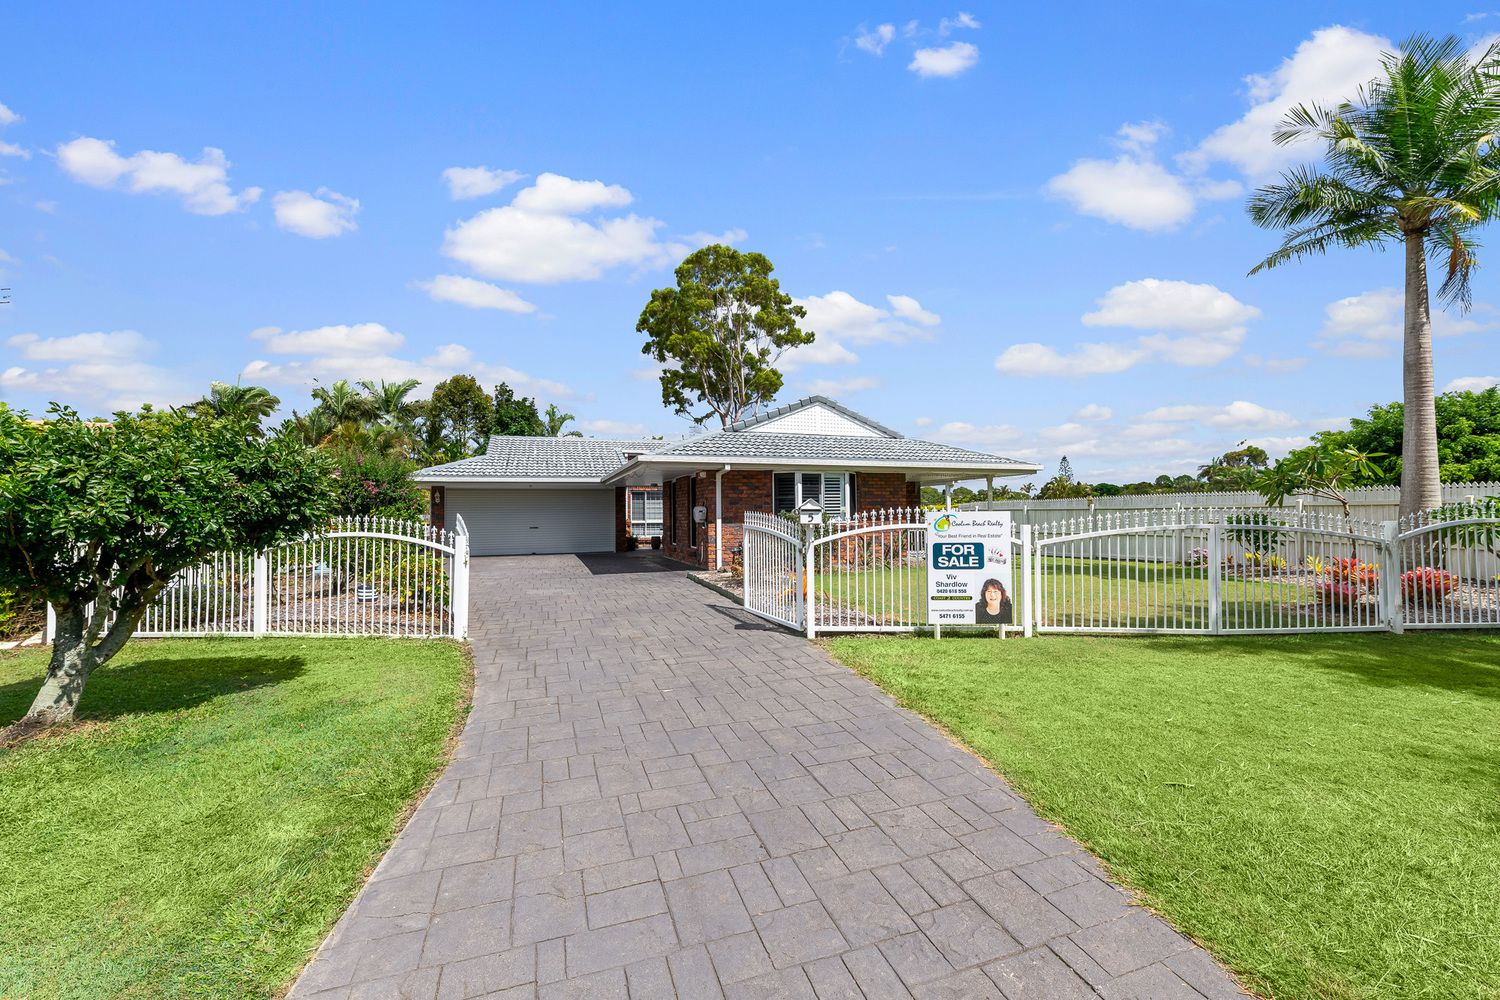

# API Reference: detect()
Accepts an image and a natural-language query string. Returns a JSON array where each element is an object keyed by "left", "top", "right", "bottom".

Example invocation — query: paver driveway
[{"left": 292, "top": 553, "right": 1247, "bottom": 1000}]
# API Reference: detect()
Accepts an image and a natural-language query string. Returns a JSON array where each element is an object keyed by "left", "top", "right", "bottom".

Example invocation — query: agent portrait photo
[{"left": 974, "top": 578, "right": 1013, "bottom": 624}]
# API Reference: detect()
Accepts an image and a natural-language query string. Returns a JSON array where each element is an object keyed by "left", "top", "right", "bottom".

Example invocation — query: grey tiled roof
[
  {"left": 416, "top": 437, "right": 662, "bottom": 480},
  {"left": 648, "top": 431, "right": 1029, "bottom": 467},
  {"left": 727, "top": 395, "right": 902, "bottom": 438}
]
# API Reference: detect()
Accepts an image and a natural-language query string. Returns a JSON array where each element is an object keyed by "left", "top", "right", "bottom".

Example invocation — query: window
[
  {"left": 771, "top": 471, "right": 852, "bottom": 519},
  {"left": 629, "top": 490, "right": 663, "bottom": 538}
]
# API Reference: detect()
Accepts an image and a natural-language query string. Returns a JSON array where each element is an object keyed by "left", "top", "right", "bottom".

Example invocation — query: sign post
[{"left": 927, "top": 510, "right": 1015, "bottom": 634}]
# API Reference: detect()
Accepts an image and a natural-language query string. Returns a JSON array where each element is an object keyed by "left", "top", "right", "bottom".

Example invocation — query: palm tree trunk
[{"left": 1400, "top": 231, "right": 1441, "bottom": 520}]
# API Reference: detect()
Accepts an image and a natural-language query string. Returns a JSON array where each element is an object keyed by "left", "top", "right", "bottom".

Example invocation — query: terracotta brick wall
[
  {"left": 853, "top": 472, "right": 919, "bottom": 513},
  {"left": 614, "top": 487, "right": 629, "bottom": 552},
  {"left": 707, "top": 470, "right": 772, "bottom": 571},
  {"left": 661, "top": 474, "right": 702, "bottom": 566}
]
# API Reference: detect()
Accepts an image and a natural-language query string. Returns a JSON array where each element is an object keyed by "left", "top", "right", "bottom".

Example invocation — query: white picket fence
[
  {"left": 45, "top": 516, "right": 471, "bottom": 642},
  {"left": 742, "top": 503, "right": 1500, "bottom": 637}
]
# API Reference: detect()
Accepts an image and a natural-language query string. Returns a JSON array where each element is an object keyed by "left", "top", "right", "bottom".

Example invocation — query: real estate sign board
[{"left": 926, "top": 510, "right": 1014, "bottom": 627}]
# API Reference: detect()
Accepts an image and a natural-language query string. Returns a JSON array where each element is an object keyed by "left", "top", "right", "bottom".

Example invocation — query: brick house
[{"left": 415, "top": 397, "right": 1038, "bottom": 563}]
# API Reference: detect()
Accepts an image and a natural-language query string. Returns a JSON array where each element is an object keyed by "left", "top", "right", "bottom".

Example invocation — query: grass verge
[
  {"left": 824, "top": 631, "right": 1500, "bottom": 1000},
  {"left": 0, "top": 636, "right": 469, "bottom": 1000}
]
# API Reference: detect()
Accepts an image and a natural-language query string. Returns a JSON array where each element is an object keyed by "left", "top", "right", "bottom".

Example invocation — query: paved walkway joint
[{"left": 292, "top": 553, "right": 1248, "bottom": 1000}]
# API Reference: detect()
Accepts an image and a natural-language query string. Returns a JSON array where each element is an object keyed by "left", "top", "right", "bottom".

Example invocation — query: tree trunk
[
  {"left": 1400, "top": 231, "right": 1441, "bottom": 521},
  {"left": 5, "top": 605, "right": 98, "bottom": 736}
]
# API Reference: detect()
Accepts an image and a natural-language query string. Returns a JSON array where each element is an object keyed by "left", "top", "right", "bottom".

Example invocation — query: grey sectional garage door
[{"left": 444, "top": 487, "right": 615, "bottom": 556}]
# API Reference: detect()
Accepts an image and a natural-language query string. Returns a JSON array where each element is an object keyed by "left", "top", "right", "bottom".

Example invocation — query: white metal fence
[
  {"left": 744, "top": 502, "right": 1500, "bottom": 636},
  {"left": 46, "top": 516, "right": 471, "bottom": 642}
]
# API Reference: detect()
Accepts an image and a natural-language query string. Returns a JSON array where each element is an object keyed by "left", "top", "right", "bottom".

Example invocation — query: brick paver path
[{"left": 291, "top": 553, "right": 1248, "bottom": 999}]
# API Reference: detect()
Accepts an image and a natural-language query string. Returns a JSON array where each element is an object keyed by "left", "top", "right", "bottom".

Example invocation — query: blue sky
[{"left": 2, "top": 2, "right": 1498, "bottom": 483}]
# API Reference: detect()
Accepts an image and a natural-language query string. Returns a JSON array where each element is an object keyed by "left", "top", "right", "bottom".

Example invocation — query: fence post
[
  {"left": 804, "top": 524, "right": 816, "bottom": 639},
  {"left": 45, "top": 603, "right": 56, "bottom": 645},
  {"left": 1207, "top": 522, "right": 1222, "bottom": 634},
  {"left": 453, "top": 531, "right": 470, "bottom": 640},
  {"left": 252, "top": 551, "right": 268, "bottom": 637},
  {"left": 1381, "top": 520, "right": 1403, "bottom": 634},
  {"left": 1020, "top": 523, "right": 1034, "bottom": 638}
]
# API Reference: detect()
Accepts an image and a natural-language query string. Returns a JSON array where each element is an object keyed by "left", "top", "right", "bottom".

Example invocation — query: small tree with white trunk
[{"left": 0, "top": 402, "right": 331, "bottom": 741}]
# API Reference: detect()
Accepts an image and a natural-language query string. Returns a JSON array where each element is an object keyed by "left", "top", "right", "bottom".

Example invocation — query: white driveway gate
[
  {"left": 742, "top": 500, "right": 1500, "bottom": 637},
  {"left": 742, "top": 511, "right": 805, "bottom": 630}
]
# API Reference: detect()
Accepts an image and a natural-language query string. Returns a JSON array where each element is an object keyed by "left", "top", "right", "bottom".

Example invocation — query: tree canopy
[
  {"left": 491, "top": 382, "right": 546, "bottom": 436},
  {"left": 638, "top": 245, "right": 815, "bottom": 428},
  {"left": 0, "top": 402, "right": 332, "bottom": 734}
]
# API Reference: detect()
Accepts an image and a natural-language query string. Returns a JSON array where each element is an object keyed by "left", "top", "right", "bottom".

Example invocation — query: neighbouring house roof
[
  {"left": 413, "top": 436, "right": 661, "bottom": 483},
  {"left": 412, "top": 397, "right": 1041, "bottom": 486}
]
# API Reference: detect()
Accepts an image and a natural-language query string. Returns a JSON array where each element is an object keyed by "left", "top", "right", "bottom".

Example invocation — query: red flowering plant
[
  {"left": 1315, "top": 581, "right": 1362, "bottom": 608},
  {"left": 1401, "top": 566, "right": 1458, "bottom": 601}
]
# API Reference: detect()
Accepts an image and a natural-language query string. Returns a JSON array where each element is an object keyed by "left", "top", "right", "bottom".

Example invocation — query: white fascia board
[{"left": 412, "top": 477, "right": 612, "bottom": 487}]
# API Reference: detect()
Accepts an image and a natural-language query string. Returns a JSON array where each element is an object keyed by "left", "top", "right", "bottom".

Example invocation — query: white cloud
[
  {"left": 272, "top": 188, "right": 359, "bottom": 238},
  {"left": 801, "top": 375, "right": 880, "bottom": 396},
  {"left": 932, "top": 421, "right": 1024, "bottom": 447},
  {"left": 998, "top": 278, "right": 1259, "bottom": 376},
  {"left": 0, "top": 102, "right": 18, "bottom": 126},
  {"left": 785, "top": 290, "right": 939, "bottom": 374},
  {"left": 1046, "top": 155, "right": 1195, "bottom": 231},
  {"left": 1445, "top": 375, "right": 1500, "bottom": 392},
  {"left": 56, "top": 137, "right": 261, "bottom": 215},
  {"left": 442, "top": 171, "right": 729, "bottom": 284},
  {"left": 1316, "top": 288, "right": 1496, "bottom": 356},
  {"left": 415, "top": 274, "right": 537, "bottom": 314},
  {"left": 854, "top": 23, "right": 895, "bottom": 55},
  {"left": 241, "top": 324, "right": 576, "bottom": 399},
  {"left": 1185, "top": 26, "right": 1390, "bottom": 180},
  {"left": 1140, "top": 400, "right": 1299, "bottom": 430},
  {"left": 442, "top": 166, "right": 525, "bottom": 199},
  {"left": 1075, "top": 403, "right": 1113, "bottom": 421},
  {"left": 0, "top": 141, "right": 29, "bottom": 159},
  {"left": 909, "top": 42, "right": 979, "bottom": 78},
  {"left": 995, "top": 341, "right": 1149, "bottom": 377},
  {"left": 1, "top": 330, "right": 191, "bottom": 410},
  {"left": 939, "top": 12, "right": 981, "bottom": 33},
  {"left": 251, "top": 322, "right": 403, "bottom": 356},
  {"left": 795, "top": 291, "right": 940, "bottom": 345},
  {"left": 7, "top": 329, "right": 150, "bottom": 362}
]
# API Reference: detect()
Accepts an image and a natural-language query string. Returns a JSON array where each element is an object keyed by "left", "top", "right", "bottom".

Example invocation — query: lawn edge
[
  {"left": 275, "top": 637, "right": 476, "bottom": 1000},
  {"left": 820, "top": 637, "right": 1270, "bottom": 1000}
]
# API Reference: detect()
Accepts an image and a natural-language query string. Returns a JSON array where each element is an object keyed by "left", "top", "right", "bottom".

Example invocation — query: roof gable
[{"left": 728, "top": 396, "right": 900, "bottom": 438}]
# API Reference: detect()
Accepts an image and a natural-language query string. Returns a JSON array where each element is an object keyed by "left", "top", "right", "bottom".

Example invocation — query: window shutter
[
  {"left": 822, "top": 474, "right": 846, "bottom": 519},
  {"left": 773, "top": 473, "right": 796, "bottom": 514}
]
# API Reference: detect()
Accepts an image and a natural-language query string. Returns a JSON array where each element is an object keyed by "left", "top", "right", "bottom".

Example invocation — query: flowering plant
[
  {"left": 1315, "top": 581, "right": 1361, "bottom": 608},
  {"left": 1400, "top": 566, "right": 1457, "bottom": 600}
]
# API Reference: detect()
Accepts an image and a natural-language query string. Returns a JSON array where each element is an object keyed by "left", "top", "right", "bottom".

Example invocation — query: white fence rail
[
  {"left": 744, "top": 502, "right": 1500, "bottom": 636},
  {"left": 46, "top": 516, "right": 471, "bottom": 642}
]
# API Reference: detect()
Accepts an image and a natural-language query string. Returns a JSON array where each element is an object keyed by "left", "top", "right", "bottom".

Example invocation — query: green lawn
[
  {"left": 824, "top": 631, "right": 1500, "bottom": 1000},
  {"left": 816, "top": 557, "right": 1366, "bottom": 630},
  {"left": 0, "top": 637, "right": 468, "bottom": 1000}
]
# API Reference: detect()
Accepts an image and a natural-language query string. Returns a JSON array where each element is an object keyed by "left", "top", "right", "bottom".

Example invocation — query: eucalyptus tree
[
  {"left": 1247, "top": 34, "right": 1500, "bottom": 518},
  {"left": 638, "top": 244, "right": 815, "bottom": 428}
]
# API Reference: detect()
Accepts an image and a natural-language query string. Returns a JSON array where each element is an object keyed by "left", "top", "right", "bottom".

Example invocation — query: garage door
[{"left": 444, "top": 487, "right": 615, "bottom": 556}]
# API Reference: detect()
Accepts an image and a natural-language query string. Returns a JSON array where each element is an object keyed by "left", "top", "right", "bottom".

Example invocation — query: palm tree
[
  {"left": 287, "top": 408, "right": 336, "bottom": 446},
  {"left": 195, "top": 381, "right": 280, "bottom": 425},
  {"left": 1248, "top": 34, "right": 1500, "bottom": 519},
  {"left": 543, "top": 403, "right": 580, "bottom": 437},
  {"left": 358, "top": 378, "right": 422, "bottom": 429},
  {"left": 309, "top": 379, "right": 374, "bottom": 427}
]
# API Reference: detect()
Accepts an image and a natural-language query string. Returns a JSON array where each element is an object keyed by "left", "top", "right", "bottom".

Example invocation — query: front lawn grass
[
  {"left": 0, "top": 637, "right": 468, "bottom": 1000},
  {"left": 824, "top": 631, "right": 1500, "bottom": 1000}
]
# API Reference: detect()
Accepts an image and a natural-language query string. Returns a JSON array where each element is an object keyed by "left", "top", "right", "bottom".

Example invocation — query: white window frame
[{"left": 773, "top": 471, "right": 852, "bottom": 520}]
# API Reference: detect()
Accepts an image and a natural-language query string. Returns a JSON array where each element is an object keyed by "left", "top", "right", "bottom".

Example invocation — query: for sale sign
[{"left": 926, "top": 510, "right": 1014, "bottom": 626}]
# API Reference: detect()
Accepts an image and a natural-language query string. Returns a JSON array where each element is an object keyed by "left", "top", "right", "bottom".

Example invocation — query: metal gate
[{"left": 742, "top": 511, "right": 805, "bottom": 629}]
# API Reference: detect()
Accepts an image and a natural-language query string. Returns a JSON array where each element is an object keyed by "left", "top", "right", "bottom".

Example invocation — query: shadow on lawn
[
  {"left": 0, "top": 654, "right": 307, "bottom": 728},
  {"left": 1109, "top": 631, "right": 1500, "bottom": 699}
]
